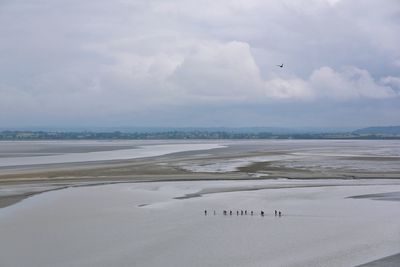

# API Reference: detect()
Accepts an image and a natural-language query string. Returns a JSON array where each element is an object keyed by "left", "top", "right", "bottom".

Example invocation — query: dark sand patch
[
  {"left": 0, "top": 194, "right": 27, "bottom": 208},
  {"left": 237, "top": 161, "right": 309, "bottom": 174},
  {"left": 349, "top": 191, "right": 400, "bottom": 202},
  {"left": 355, "top": 253, "right": 400, "bottom": 266},
  {"left": 345, "top": 156, "right": 400, "bottom": 161},
  {"left": 174, "top": 193, "right": 202, "bottom": 199}
]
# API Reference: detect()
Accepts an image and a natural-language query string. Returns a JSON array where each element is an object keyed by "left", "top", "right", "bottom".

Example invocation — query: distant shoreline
[{"left": 1, "top": 130, "right": 400, "bottom": 140}]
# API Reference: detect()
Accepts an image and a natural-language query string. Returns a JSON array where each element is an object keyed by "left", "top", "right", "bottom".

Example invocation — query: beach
[
  {"left": 0, "top": 140, "right": 399, "bottom": 266},
  {"left": 1, "top": 140, "right": 400, "bottom": 208}
]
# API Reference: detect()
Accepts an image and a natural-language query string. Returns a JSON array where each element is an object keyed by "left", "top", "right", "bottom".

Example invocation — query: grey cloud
[{"left": 0, "top": 0, "right": 399, "bottom": 127}]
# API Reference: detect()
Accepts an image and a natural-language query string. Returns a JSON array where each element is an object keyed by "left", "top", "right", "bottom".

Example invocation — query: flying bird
[{"left": 277, "top": 63, "right": 284, "bottom": 68}]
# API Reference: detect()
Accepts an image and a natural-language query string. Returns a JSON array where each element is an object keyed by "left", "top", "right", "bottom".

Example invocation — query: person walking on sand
[
  {"left": 278, "top": 211, "right": 282, "bottom": 217},
  {"left": 251, "top": 211, "right": 254, "bottom": 216},
  {"left": 230, "top": 210, "right": 232, "bottom": 215},
  {"left": 261, "top": 211, "right": 264, "bottom": 216},
  {"left": 237, "top": 210, "right": 239, "bottom": 216},
  {"left": 204, "top": 210, "right": 207, "bottom": 216},
  {"left": 275, "top": 210, "right": 277, "bottom": 216}
]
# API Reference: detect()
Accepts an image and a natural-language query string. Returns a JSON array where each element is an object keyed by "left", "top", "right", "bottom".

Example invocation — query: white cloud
[
  {"left": 264, "top": 77, "right": 314, "bottom": 100},
  {"left": 381, "top": 76, "right": 400, "bottom": 91},
  {"left": 169, "top": 42, "right": 399, "bottom": 102},
  {"left": 262, "top": 66, "right": 399, "bottom": 101},
  {"left": 170, "top": 41, "right": 264, "bottom": 102},
  {"left": 309, "top": 66, "right": 398, "bottom": 100}
]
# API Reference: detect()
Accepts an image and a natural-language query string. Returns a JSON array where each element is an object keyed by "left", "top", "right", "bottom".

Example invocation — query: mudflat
[
  {"left": 1, "top": 140, "right": 400, "bottom": 266},
  {"left": 1, "top": 140, "right": 400, "bottom": 208}
]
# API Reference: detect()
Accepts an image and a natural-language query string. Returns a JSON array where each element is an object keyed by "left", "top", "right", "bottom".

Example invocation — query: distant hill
[{"left": 353, "top": 126, "right": 400, "bottom": 135}]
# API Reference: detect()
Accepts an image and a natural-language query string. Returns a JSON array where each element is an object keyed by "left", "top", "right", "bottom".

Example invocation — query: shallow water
[
  {"left": 0, "top": 179, "right": 399, "bottom": 267},
  {"left": 0, "top": 141, "right": 224, "bottom": 167}
]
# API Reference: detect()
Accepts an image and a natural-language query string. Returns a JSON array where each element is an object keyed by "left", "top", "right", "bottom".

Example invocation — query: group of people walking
[{"left": 204, "top": 209, "right": 282, "bottom": 217}]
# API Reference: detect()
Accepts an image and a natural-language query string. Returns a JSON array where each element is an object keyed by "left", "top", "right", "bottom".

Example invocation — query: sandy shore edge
[
  {"left": 355, "top": 253, "right": 400, "bottom": 266},
  {"left": 2, "top": 173, "right": 400, "bottom": 209}
]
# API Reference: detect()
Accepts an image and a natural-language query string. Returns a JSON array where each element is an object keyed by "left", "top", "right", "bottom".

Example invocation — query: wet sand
[
  {"left": 350, "top": 191, "right": 400, "bottom": 202},
  {"left": 356, "top": 253, "right": 400, "bottom": 266},
  {"left": 1, "top": 140, "right": 400, "bottom": 266},
  {"left": 1, "top": 140, "right": 400, "bottom": 209},
  {"left": 0, "top": 194, "right": 28, "bottom": 208}
]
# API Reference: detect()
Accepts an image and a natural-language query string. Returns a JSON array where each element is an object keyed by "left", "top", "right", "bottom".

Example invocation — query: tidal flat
[
  {"left": 0, "top": 140, "right": 399, "bottom": 266},
  {"left": 1, "top": 179, "right": 400, "bottom": 267},
  {"left": 1, "top": 140, "right": 400, "bottom": 207}
]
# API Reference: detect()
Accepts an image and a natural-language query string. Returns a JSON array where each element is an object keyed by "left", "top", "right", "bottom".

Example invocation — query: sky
[{"left": 0, "top": 0, "right": 399, "bottom": 128}]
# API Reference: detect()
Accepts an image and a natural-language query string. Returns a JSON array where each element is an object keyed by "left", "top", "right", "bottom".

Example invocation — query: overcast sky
[{"left": 1, "top": 0, "right": 399, "bottom": 128}]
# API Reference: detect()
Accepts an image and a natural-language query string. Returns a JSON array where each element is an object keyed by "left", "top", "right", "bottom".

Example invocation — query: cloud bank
[{"left": 0, "top": 0, "right": 399, "bottom": 127}]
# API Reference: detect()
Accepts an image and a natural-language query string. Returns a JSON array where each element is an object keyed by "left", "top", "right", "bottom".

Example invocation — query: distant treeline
[
  {"left": 0, "top": 130, "right": 399, "bottom": 140},
  {"left": 353, "top": 126, "right": 400, "bottom": 135}
]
